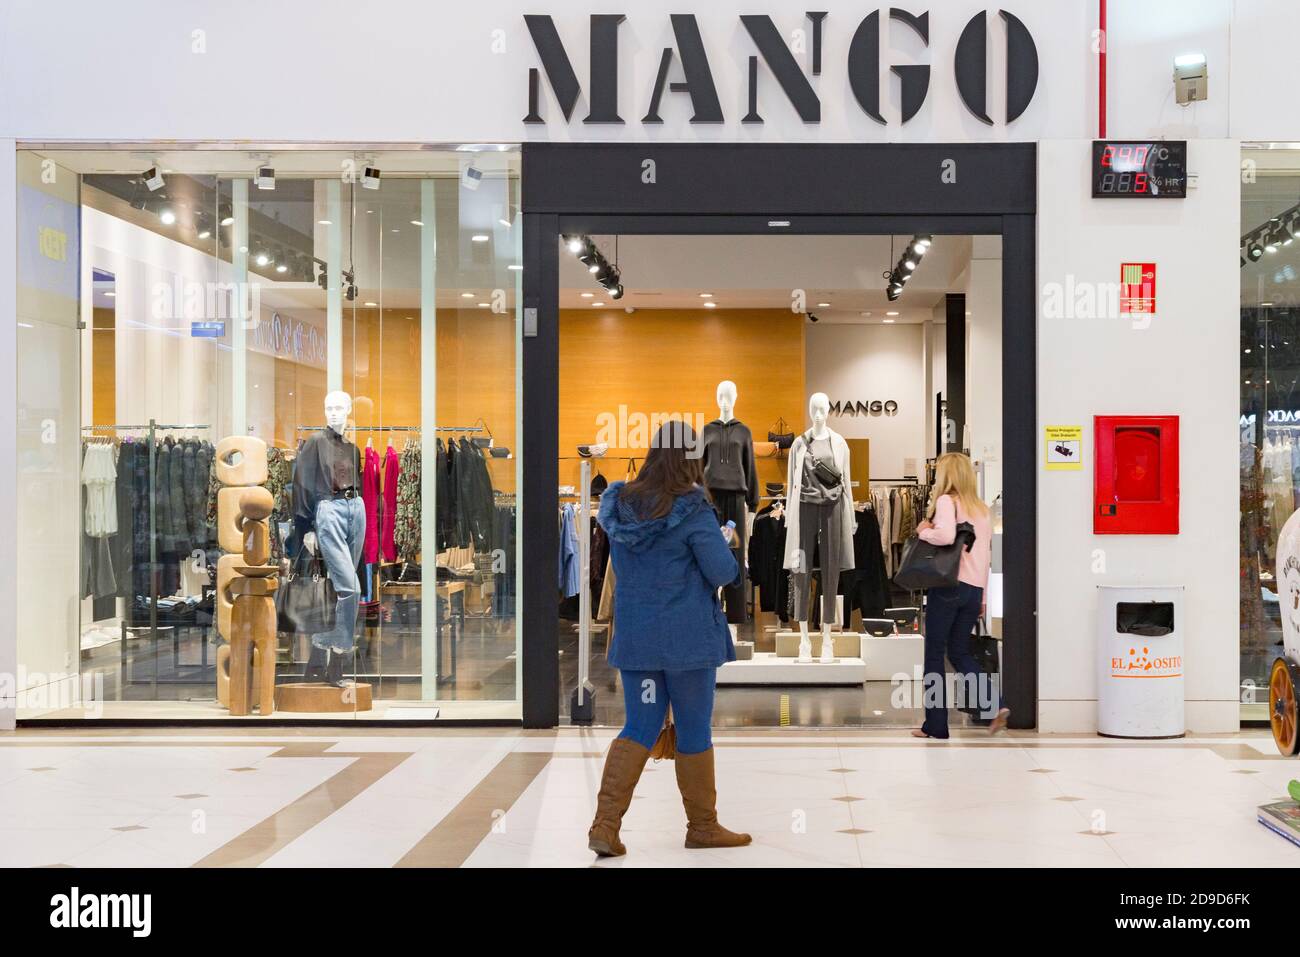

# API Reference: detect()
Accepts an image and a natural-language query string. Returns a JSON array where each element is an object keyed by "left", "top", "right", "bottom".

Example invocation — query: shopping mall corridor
[{"left": 1, "top": 727, "right": 1295, "bottom": 868}]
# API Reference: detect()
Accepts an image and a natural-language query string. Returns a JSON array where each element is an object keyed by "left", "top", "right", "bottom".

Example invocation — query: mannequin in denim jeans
[{"left": 301, "top": 391, "right": 365, "bottom": 688}]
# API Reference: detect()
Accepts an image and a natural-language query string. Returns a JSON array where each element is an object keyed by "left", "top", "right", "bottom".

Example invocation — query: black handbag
[
  {"left": 893, "top": 521, "right": 976, "bottom": 590},
  {"left": 962, "top": 617, "right": 1000, "bottom": 719},
  {"left": 969, "top": 617, "right": 999, "bottom": 676},
  {"left": 769, "top": 431, "right": 795, "bottom": 450},
  {"left": 275, "top": 550, "right": 337, "bottom": 635},
  {"left": 803, "top": 431, "right": 842, "bottom": 487}
]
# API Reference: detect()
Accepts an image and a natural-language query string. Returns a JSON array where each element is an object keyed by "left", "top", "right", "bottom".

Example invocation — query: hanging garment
[
  {"left": 435, "top": 439, "right": 455, "bottom": 551},
  {"left": 362, "top": 445, "right": 382, "bottom": 564},
  {"left": 455, "top": 437, "right": 496, "bottom": 551},
  {"left": 711, "top": 489, "right": 750, "bottom": 623},
  {"left": 266, "top": 445, "right": 293, "bottom": 562},
  {"left": 747, "top": 503, "right": 788, "bottom": 617},
  {"left": 115, "top": 438, "right": 139, "bottom": 598},
  {"left": 382, "top": 444, "right": 399, "bottom": 562},
  {"left": 394, "top": 440, "right": 422, "bottom": 562},
  {"left": 840, "top": 506, "right": 891, "bottom": 622},
  {"left": 493, "top": 503, "right": 517, "bottom": 617},
  {"left": 80, "top": 442, "right": 119, "bottom": 600},
  {"left": 559, "top": 503, "right": 581, "bottom": 598}
]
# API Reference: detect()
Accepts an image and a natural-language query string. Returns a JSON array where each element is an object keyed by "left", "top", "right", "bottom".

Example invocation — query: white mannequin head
[
  {"left": 809, "top": 392, "right": 830, "bottom": 436},
  {"left": 324, "top": 391, "right": 352, "bottom": 435},
  {"left": 716, "top": 380, "right": 738, "bottom": 421}
]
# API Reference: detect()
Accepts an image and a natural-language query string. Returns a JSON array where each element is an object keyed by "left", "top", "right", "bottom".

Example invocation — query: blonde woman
[{"left": 912, "top": 453, "right": 1010, "bottom": 738}]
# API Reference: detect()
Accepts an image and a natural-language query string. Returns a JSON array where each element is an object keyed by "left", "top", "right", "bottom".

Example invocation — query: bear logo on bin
[{"left": 1110, "top": 645, "right": 1181, "bottom": 678}]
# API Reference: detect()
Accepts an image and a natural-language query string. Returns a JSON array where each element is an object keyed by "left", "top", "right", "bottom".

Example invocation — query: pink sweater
[{"left": 918, "top": 494, "right": 992, "bottom": 591}]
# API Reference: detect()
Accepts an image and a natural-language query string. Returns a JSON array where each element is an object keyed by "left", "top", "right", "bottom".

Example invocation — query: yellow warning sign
[{"left": 1045, "top": 426, "right": 1084, "bottom": 471}]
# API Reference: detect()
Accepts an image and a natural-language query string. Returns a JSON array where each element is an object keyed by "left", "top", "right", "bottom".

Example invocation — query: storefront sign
[
  {"left": 1044, "top": 425, "right": 1083, "bottom": 470},
  {"left": 524, "top": 9, "right": 1039, "bottom": 127},
  {"left": 828, "top": 399, "right": 899, "bottom": 417},
  {"left": 1119, "top": 262, "right": 1157, "bottom": 315}
]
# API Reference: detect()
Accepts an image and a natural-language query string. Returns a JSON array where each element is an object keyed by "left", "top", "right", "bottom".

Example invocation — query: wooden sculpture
[{"left": 214, "top": 437, "right": 278, "bottom": 716}]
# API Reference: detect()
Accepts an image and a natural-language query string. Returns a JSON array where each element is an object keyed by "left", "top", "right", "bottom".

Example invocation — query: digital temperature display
[{"left": 1091, "top": 141, "right": 1188, "bottom": 198}]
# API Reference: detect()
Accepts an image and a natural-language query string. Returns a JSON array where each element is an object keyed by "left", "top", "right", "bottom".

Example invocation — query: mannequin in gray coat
[{"left": 784, "top": 392, "right": 856, "bottom": 663}]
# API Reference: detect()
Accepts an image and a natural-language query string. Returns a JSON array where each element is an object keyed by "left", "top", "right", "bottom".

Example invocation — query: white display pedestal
[
  {"left": 717, "top": 653, "right": 867, "bottom": 685},
  {"left": 861, "top": 635, "right": 925, "bottom": 681}
]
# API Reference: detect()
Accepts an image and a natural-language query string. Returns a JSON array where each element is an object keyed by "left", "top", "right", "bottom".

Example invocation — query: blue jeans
[
  {"left": 922, "top": 582, "right": 1000, "bottom": 738},
  {"left": 618, "top": 668, "right": 716, "bottom": 755},
  {"left": 311, "top": 497, "right": 365, "bottom": 653}
]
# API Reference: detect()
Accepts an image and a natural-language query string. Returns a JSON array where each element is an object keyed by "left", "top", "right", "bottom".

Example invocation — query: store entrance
[
  {"left": 519, "top": 144, "right": 1038, "bottom": 730},
  {"left": 553, "top": 231, "right": 1002, "bottom": 730}
]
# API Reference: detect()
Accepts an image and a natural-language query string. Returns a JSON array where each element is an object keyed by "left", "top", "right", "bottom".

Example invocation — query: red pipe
[{"left": 1099, "top": 0, "right": 1107, "bottom": 138}]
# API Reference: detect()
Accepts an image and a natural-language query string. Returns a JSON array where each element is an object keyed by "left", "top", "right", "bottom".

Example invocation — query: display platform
[
  {"left": 276, "top": 682, "right": 374, "bottom": 713},
  {"left": 717, "top": 652, "right": 867, "bottom": 685},
  {"left": 861, "top": 635, "right": 926, "bottom": 681}
]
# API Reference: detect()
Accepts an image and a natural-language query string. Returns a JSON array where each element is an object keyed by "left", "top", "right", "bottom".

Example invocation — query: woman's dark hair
[{"left": 621, "top": 420, "right": 706, "bottom": 520}]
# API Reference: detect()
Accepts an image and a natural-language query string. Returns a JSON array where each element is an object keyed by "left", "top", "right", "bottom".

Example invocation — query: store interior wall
[
  {"left": 803, "top": 322, "right": 928, "bottom": 478},
  {"left": 1036, "top": 138, "right": 1241, "bottom": 733},
  {"left": 557, "top": 308, "right": 803, "bottom": 490}
]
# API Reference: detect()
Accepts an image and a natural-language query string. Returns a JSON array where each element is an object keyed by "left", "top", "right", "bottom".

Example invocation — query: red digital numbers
[{"left": 1102, "top": 144, "right": 1151, "bottom": 172}]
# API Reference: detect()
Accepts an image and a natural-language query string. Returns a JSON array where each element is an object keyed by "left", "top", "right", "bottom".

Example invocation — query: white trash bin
[{"left": 1097, "top": 586, "right": 1185, "bottom": 738}]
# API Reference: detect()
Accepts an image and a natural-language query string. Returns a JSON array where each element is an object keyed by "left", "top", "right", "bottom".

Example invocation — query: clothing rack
[
  {"left": 870, "top": 478, "right": 921, "bottom": 485},
  {"left": 81, "top": 419, "right": 212, "bottom": 693}
]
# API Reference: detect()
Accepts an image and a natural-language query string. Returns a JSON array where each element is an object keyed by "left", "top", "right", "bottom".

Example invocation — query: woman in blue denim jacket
[{"left": 587, "top": 420, "right": 751, "bottom": 857}]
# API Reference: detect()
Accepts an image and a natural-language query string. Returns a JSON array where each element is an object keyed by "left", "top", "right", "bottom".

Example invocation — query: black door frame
[{"left": 520, "top": 143, "right": 1037, "bottom": 730}]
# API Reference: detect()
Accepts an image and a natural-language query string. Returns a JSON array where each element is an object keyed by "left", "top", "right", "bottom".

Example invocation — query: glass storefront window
[
  {"left": 1240, "top": 145, "right": 1300, "bottom": 722},
  {"left": 14, "top": 147, "right": 522, "bottom": 721}
]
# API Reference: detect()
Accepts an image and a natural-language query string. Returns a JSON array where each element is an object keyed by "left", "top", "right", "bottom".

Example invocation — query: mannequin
[
  {"left": 296, "top": 390, "right": 365, "bottom": 687},
  {"left": 783, "top": 392, "right": 856, "bottom": 663},
  {"left": 701, "top": 380, "right": 759, "bottom": 625}
]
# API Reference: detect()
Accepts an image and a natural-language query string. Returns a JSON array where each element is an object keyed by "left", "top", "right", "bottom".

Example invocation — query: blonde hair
[{"left": 927, "top": 452, "right": 989, "bottom": 520}]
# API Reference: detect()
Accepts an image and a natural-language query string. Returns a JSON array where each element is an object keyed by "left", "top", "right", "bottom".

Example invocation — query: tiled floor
[{"left": 1, "top": 727, "right": 1297, "bottom": 868}]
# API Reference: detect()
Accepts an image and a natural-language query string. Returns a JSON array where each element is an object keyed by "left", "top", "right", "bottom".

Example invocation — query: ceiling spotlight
[
  {"left": 471, "top": 234, "right": 490, "bottom": 243},
  {"left": 143, "top": 166, "right": 165, "bottom": 191},
  {"left": 580, "top": 292, "right": 594, "bottom": 298},
  {"left": 913, "top": 236, "right": 932, "bottom": 252},
  {"left": 699, "top": 292, "right": 714, "bottom": 298},
  {"left": 318, "top": 219, "right": 332, "bottom": 226},
  {"left": 818, "top": 302, "right": 831, "bottom": 308},
  {"left": 158, "top": 209, "right": 176, "bottom": 225},
  {"left": 609, "top": 284, "right": 625, "bottom": 300},
  {"left": 255, "top": 167, "right": 275, "bottom": 190},
  {"left": 364, "top": 301, "right": 378, "bottom": 307},
  {"left": 410, "top": 219, "right": 424, "bottom": 227},
  {"left": 567, "top": 236, "right": 585, "bottom": 254},
  {"left": 461, "top": 292, "right": 474, "bottom": 298},
  {"left": 592, "top": 301, "right": 605, "bottom": 307},
  {"left": 362, "top": 166, "right": 381, "bottom": 190},
  {"left": 1247, "top": 241, "right": 1264, "bottom": 261},
  {"left": 197, "top": 229, "right": 211, "bottom": 240},
  {"left": 275, "top": 263, "right": 288, "bottom": 274},
  {"left": 255, "top": 252, "right": 270, "bottom": 267},
  {"left": 220, "top": 204, "right": 235, "bottom": 226},
  {"left": 886, "top": 311, "right": 900, "bottom": 316},
  {"left": 903, "top": 260, "right": 916, "bottom": 271},
  {"left": 703, "top": 301, "right": 717, "bottom": 309}
]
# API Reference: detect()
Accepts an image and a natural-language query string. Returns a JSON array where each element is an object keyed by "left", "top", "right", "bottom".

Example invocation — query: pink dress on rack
[
  {"left": 362, "top": 445, "right": 381, "bottom": 564},
  {"left": 381, "top": 444, "right": 399, "bottom": 561}
]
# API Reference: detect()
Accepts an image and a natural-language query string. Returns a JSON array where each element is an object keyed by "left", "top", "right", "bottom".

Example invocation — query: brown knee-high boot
[
  {"left": 674, "top": 748, "right": 752, "bottom": 849},
  {"left": 588, "top": 738, "right": 652, "bottom": 857}
]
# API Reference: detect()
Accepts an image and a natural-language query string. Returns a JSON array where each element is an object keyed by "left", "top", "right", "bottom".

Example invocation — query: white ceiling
[{"left": 558, "top": 234, "right": 973, "bottom": 323}]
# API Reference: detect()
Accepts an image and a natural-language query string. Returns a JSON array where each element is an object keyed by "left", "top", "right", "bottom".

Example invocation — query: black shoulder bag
[{"left": 893, "top": 521, "right": 976, "bottom": 591}]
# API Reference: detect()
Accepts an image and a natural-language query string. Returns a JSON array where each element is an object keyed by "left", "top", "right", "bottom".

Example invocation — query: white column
[
  {"left": 420, "top": 180, "right": 438, "bottom": 699},
  {"left": 0, "top": 141, "right": 15, "bottom": 729},
  {"left": 327, "top": 180, "right": 342, "bottom": 393},
  {"left": 231, "top": 179, "right": 248, "bottom": 436}
]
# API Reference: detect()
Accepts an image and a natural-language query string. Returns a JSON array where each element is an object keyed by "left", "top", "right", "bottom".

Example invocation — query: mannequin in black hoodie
[{"left": 701, "top": 380, "right": 759, "bottom": 624}]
